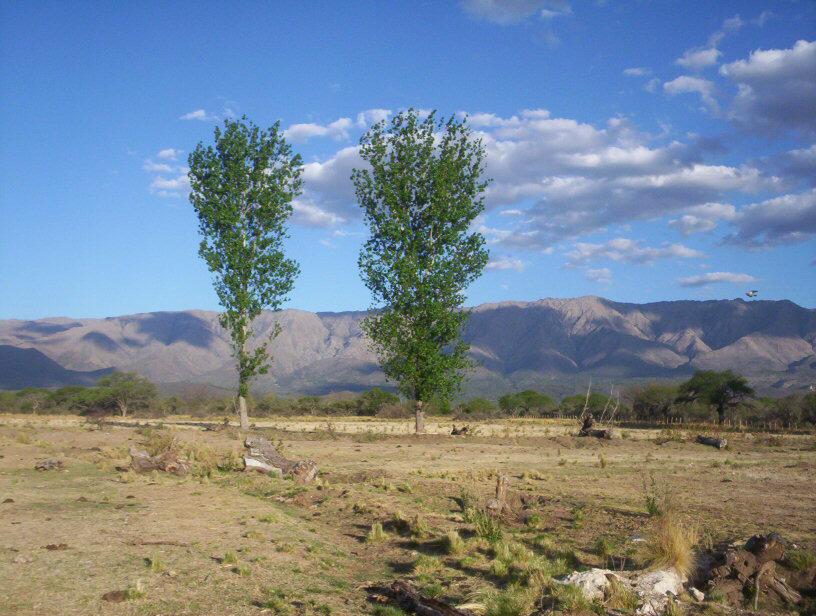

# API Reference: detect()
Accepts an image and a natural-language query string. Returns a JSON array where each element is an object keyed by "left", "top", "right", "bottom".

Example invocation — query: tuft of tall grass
[
  {"left": 366, "top": 522, "right": 388, "bottom": 544},
  {"left": 640, "top": 513, "right": 698, "bottom": 578}
]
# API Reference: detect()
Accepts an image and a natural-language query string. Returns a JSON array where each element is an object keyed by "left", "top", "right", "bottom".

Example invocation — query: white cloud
[
  {"left": 291, "top": 199, "right": 347, "bottom": 227},
  {"left": 678, "top": 271, "right": 756, "bottom": 287},
  {"left": 668, "top": 202, "right": 737, "bottom": 235},
  {"left": 486, "top": 255, "right": 526, "bottom": 271},
  {"left": 149, "top": 174, "right": 190, "bottom": 198},
  {"left": 566, "top": 238, "right": 703, "bottom": 265},
  {"left": 585, "top": 268, "right": 612, "bottom": 284},
  {"left": 676, "top": 47, "right": 721, "bottom": 71},
  {"left": 623, "top": 67, "right": 651, "bottom": 77},
  {"left": 663, "top": 76, "right": 718, "bottom": 111},
  {"left": 142, "top": 160, "right": 173, "bottom": 173},
  {"left": 499, "top": 208, "right": 523, "bottom": 216},
  {"left": 284, "top": 117, "right": 354, "bottom": 143},
  {"left": 720, "top": 39, "right": 816, "bottom": 134},
  {"left": 724, "top": 189, "right": 816, "bottom": 246},
  {"left": 460, "top": 0, "right": 572, "bottom": 25},
  {"left": 356, "top": 108, "right": 392, "bottom": 127},
  {"left": 179, "top": 109, "right": 218, "bottom": 121},
  {"left": 157, "top": 148, "right": 182, "bottom": 160}
]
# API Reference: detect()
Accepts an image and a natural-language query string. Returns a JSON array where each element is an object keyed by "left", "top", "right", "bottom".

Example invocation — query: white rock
[
  {"left": 560, "top": 568, "right": 619, "bottom": 601},
  {"left": 689, "top": 587, "right": 704, "bottom": 601}
]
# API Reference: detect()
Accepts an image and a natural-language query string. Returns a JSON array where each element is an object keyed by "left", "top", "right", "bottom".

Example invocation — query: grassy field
[{"left": 1, "top": 415, "right": 814, "bottom": 615}]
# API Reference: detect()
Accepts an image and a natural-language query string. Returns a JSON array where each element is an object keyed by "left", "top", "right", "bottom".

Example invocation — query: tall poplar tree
[
  {"left": 188, "top": 117, "right": 301, "bottom": 430},
  {"left": 352, "top": 110, "right": 489, "bottom": 433}
]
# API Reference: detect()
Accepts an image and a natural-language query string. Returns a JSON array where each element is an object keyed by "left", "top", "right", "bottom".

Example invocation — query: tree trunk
[
  {"left": 117, "top": 400, "right": 127, "bottom": 418},
  {"left": 415, "top": 400, "right": 425, "bottom": 434},
  {"left": 238, "top": 395, "right": 249, "bottom": 431},
  {"left": 717, "top": 404, "right": 725, "bottom": 424}
]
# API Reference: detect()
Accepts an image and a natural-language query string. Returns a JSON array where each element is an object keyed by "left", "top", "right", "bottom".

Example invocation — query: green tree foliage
[
  {"left": 458, "top": 397, "right": 497, "bottom": 415},
  {"left": 352, "top": 110, "right": 489, "bottom": 433},
  {"left": 631, "top": 383, "right": 679, "bottom": 420},
  {"left": 188, "top": 117, "right": 302, "bottom": 429},
  {"left": 357, "top": 387, "right": 400, "bottom": 416},
  {"left": 560, "top": 392, "right": 615, "bottom": 415},
  {"left": 498, "top": 390, "right": 556, "bottom": 416},
  {"left": 676, "top": 369, "right": 754, "bottom": 424},
  {"left": 96, "top": 371, "right": 157, "bottom": 417}
]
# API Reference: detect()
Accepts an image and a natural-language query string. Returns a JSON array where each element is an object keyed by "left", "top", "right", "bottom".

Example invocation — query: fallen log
[
  {"left": 696, "top": 435, "right": 727, "bottom": 449},
  {"left": 371, "top": 581, "right": 476, "bottom": 616},
  {"left": 129, "top": 447, "right": 190, "bottom": 476},
  {"left": 450, "top": 425, "right": 470, "bottom": 436},
  {"left": 244, "top": 436, "right": 318, "bottom": 483}
]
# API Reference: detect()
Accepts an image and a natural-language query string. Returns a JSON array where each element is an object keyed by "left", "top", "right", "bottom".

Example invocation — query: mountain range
[{"left": 1, "top": 296, "right": 814, "bottom": 396}]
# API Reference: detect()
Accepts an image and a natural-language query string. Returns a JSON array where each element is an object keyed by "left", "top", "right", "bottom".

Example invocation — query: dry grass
[
  {"left": 0, "top": 415, "right": 813, "bottom": 615},
  {"left": 640, "top": 512, "right": 699, "bottom": 577}
]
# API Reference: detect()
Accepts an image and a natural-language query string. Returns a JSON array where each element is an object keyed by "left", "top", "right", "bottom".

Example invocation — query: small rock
[
  {"left": 12, "top": 554, "right": 32, "bottom": 564},
  {"left": 43, "top": 543, "right": 68, "bottom": 551},
  {"left": 2, "top": 498, "right": 13, "bottom": 503},
  {"left": 34, "top": 459, "right": 64, "bottom": 471},
  {"left": 561, "top": 568, "right": 618, "bottom": 601},
  {"left": 689, "top": 587, "right": 705, "bottom": 601},
  {"left": 77, "top": 496, "right": 88, "bottom": 502}
]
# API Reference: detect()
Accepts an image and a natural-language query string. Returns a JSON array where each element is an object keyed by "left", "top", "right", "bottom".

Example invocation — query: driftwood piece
[
  {"left": 372, "top": 581, "right": 475, "bottom": 616},
  {"left": 696, "top": 435, "right": 727, "bottom": 449},
  {"left": 129, "top": 447, "right": 190, "bottom": 476},
  {"left": 767, "top": 574, "right": 802, "bottom": 604},
  {"left": 244, "top": 436, "right": 318, "bottom": 483}
]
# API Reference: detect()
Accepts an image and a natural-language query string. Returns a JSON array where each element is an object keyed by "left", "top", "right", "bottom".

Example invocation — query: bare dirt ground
[{"left": 1, "top": 415, "right": 814, "bottom": 615}]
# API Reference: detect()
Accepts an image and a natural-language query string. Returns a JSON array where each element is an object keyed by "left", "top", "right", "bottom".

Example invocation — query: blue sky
[{"left": 1, "top": 0, "right": 814, "bottom": 319}]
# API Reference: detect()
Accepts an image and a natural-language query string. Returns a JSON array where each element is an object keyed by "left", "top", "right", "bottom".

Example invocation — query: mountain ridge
[{"left": 1, "top": 296, "right": 814, "bottom": 395}]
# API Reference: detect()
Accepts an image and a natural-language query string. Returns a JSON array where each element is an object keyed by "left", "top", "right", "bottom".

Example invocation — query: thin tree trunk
[
  {"left": 238, "top": 395, "right": 249, "bottom": 431},
  {"left": 118, "top": 400, "right": 127, "bottom": 418},
  {"left": 415, "top": 400, "right": 425, "bottom": 434}
]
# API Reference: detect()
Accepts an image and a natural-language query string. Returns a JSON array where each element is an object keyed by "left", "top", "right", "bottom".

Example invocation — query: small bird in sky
[{"left": 745, "top": 290, "right": 758, "bottom": 298}]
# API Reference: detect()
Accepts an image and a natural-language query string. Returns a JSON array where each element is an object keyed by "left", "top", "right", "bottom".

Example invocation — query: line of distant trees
[{"left": 1, "top": 369, "right": 814, "bottom": 427}]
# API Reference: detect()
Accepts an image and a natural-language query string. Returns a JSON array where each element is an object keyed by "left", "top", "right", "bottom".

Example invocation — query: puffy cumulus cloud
[
  {"left": 720, "top": 39, "right": 816, "bottom": 134},
  {"left": 724, "top": 189, "right": 816, "bottom": 247},
  {"left": 356, "top": 108, "right": 392, "bottom": 127},
  {"left": 284, "top": 117, "right": 354, "bottom": 143},
  {"left": 144, "top": 149, "right": 189, "bottom": 198},
  {"left": 585, "top": 268, "right": 612, "bottom": 284},
  {"left": 663, "top": 76, "right": 718, "bottom": 111},
  {"left": 157, "top": 148, "right": 182, "bottom": 160},
  {"left": 291, "top": 199, "right": 347, "bottom": 228},
  {"left": 301, "top": 145, "right": 364, "bottom": 219},
  {"left": 566, "top": 238, "right": 702, "bottom": 265},
  {"left": 486, "top": 255, "right": 526, "bottom": 271},
  {"left": 676, "top": 47, "right": 721, "bottom": 71},
  {"left": 678, "top": 271, "right": 756, "bottom": 287},
  {"left": 668, "top": 202, "right": 737, "bottom": 235},
  {"left": 460, "top": 0, "right": 571, "bottom": 24},
  {"left": 777, "top": 144, "right": 816, "bottom": 186},
  {"left": 149, "top": 173, "right": 190, "bottom": 198}
]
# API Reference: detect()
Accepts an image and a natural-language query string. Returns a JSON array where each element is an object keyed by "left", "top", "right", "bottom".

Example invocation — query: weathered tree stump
[
  {"left": 696, "top": 435, "right": 728, "bottom": 449},
  {"left": 486, "top": 474, "right": 510, "bottom": 513},
  {"left": 129, "top": 447, "right": 190, "bottom": 476},
  {"left": 243, "top": 436, "right": 318, "bottom": 483}
]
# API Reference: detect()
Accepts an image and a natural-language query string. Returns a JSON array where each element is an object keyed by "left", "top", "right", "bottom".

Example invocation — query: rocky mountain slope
[{"left": 1, "top": 297, "right": 814, "bottom": 395}]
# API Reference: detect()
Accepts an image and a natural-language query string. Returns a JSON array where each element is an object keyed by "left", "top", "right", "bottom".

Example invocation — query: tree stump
[{"left": 243, "top": 436, "right": 318, "bottom": 483}]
